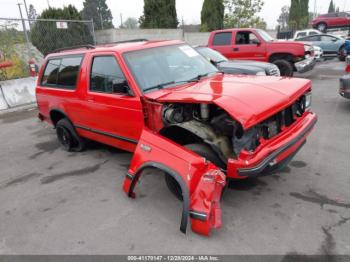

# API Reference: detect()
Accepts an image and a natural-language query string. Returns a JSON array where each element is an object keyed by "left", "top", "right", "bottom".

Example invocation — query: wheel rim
[
  {"left": 318, "top": 24, "right": 325, "bottom": 31},
  {"left": 57, "top": 126, "right": 72, "bottom": 150}
]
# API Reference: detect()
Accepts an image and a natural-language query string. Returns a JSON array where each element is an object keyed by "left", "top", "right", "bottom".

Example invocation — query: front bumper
[
  {"left": 340, "top": 74, "right": 350, "bottom": 99},
  {"left": 226, "top": 112, "right": 317, "bottom": 179},
  {"left": 295, "top": 57, "right": 316, "bottom": 73}
]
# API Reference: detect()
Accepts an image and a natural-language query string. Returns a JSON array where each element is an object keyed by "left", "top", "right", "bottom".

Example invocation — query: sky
[{"left": 1, "top": 0, "right": 350, "bottom": 29}]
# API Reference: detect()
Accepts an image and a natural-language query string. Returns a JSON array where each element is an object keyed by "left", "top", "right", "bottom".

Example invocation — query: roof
[{"left": 46, "top": 39, "right": 184, "bottom": 58}]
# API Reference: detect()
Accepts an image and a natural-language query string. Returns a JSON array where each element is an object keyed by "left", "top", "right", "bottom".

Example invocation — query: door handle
[{"left": 233, "top": 47, "right": 239, "bottom": 51}]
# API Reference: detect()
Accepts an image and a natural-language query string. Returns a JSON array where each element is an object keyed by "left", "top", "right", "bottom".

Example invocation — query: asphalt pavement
[{"left": 0, "top": 59, "right": 349, "bottom": 255}]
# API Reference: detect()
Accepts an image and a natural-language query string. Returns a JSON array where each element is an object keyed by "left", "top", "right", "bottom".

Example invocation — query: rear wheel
[
  {"left": 165, "top": 143, "right": 225, "bottom": 200},
  {"left": 272, "top": 59, "right": 294, "bottom": 77},
  {"left": 338, "top": 46, "right": 346, "bottom": 61},
  {"left": 56, "top": 118, "right": 86, "bottom": 152},
  {"left": 316, "top": 23, "right": 327, "bottom": 33}
]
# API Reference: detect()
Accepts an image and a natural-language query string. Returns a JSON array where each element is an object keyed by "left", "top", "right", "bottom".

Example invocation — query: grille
[{"left": 267, "top": 66, "right": 280, "bottom": 76}]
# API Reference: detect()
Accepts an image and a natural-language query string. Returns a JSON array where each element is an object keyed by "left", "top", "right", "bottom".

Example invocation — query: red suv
[
  {"left": 312, "top": 12, "right": 350, "bottom": 32},
  {"left": 36, "top": 40, "right": 317, "bottom": 236}
]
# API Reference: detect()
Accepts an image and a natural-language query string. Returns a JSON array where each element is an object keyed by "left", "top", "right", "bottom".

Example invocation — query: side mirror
[
  {"left": 251, "top": 39, "right": 261, "bottom": 45},
  {"left": 112, "top": 79, "right": 133, "bottom": 96}
]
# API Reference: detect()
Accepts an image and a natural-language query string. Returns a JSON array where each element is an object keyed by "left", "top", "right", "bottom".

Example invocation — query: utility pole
[
  {"left": 120, "top": 13, "right": 123, "bottom": 28},
  {"left": 47, "top": 0, "right": 51, "bottom": 8},
  {"left": 98, "top": 2, "right": 104, "bottom": 30},
  {"left": 17, "top": 3, "right": 31, "bottom": 58},
  {"left": 23, "top": 0, "right": 31, "bottom": 29}
]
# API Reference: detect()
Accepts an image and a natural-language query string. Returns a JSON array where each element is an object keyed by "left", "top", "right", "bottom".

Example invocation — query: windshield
[
  {"left": 257, "top": 29, "right": 275, "bottom": 42},
  {"left": 124, "top": 44, "right": 218, "bottom": 92},
  {"left": 196, "top": 47, "right": 228, "bottom": 63}
]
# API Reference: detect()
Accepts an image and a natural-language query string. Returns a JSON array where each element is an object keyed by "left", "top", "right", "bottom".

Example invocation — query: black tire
[
  {"left": 338, "top": 46, "right": 346, "bottom": 61},
  {"left": 272, "top": 59, "right": 294, "bottom": 77},
  {"left": 165, "top": 143, "right": 225, "bottom": 201},
  {"left": 316, "top": 23, "right": 327, "bottom": 33},
  {"left": 56, "top": 118, "right": 86, "bottom": 152}
]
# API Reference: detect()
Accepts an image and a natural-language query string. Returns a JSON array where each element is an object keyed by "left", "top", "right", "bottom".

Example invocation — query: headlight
[
  {"left": 304, "top": 45, "right": 313, "bottom": 53},
  {"left": 304, "top": 92, "right": 312, "bottom": 110},
  {"left": 256, "top": 71, "right": 266, "bottom": 76}
]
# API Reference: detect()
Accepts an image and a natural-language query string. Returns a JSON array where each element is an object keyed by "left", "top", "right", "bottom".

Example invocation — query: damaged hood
[{"left": 144, "top": 74, "right": 312, "bottom": 130}]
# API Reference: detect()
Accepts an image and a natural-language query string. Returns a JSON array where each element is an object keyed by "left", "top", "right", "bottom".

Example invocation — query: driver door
[
  {"left": 232, "top": 31, "right": 266, "bottom": 61},
  {"left": 79, "top": 53, "right": 144, "bottom": 152}
]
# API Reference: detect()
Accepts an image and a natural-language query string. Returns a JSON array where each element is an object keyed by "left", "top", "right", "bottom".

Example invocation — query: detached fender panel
[{"left": 123, "top": 128, "right": 226, "bottom": 236}]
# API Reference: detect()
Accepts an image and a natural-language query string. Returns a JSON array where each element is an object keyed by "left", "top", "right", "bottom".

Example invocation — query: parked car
[
  {"left": 293, "top": 29, "right": 322, "bottom": 40},
  {"left": 339, "top": 61, "right": 350, "bottom": 99},
  {"left": 195, "top": 46, "right": 280, "bottom": 76},
  {"left": 295, "top": 34, "right": 346, "bottom": 61},
  {"left": 36, "top": 40, "right": 317, "bottom": 236},
  {"left": 207, "top": 28, "right": 316, "bottom": 77},
  {"left": 312, "top": 12, "right": 350, "bottom": 32}
]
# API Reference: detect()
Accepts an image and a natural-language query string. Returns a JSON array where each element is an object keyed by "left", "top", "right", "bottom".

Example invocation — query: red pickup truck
[
  {"left": 36, "top": 40, "right": 317, "bottom": 236},
  {"left": 208, "top": 28, "right": 316, "bottom": 76}
]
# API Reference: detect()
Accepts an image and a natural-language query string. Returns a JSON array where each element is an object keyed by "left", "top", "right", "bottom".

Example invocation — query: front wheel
[
  {"left": 316, "top": 23, "right": 327, "bottom": 33},
  {"left": 338, "top": 46, "right": 346, "bottom": 61},
  {"left": 272, "top": 59, "right": 294, "bottom": 77},
  {"left": 165, "top": 143, "right": 225, "bottom": 200}
]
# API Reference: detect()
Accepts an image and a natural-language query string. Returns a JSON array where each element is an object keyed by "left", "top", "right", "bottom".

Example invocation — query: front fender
[{"left": 123, "top": 128, "right": 226, "bottom": 236}]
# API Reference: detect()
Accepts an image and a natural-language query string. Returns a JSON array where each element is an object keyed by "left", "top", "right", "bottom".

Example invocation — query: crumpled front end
[{"left": 123, "top": 128, "right": 226, "bottom": 236}]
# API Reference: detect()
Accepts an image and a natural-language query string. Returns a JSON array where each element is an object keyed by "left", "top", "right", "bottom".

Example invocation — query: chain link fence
[{"left": 0, "top": 17, "right": 95, "bottom": 81}]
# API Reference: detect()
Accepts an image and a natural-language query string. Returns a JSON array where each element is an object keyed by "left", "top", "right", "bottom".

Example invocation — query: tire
[
  {"left": 56, "top": 118, "right": 86, "bottom": 152},
  {"left": 338, "top": 46, "right": 346, "bottom": 61},
  {"left": 316, "top": 23, "right": 327, "bottom": 33},
  {"left": 272, "top": 59, "right": 294, "bottom": 77},
  {"left": 165, "top": 143, "right": 225, "bottom": 201}
]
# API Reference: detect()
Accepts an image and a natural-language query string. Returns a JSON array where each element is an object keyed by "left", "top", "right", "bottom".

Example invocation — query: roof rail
[
  {"left": 108, "top": 39, "right": 149, "bottom": 44},
  {"left": 52, "top": 44, "right": 96, "bottom": 54}
]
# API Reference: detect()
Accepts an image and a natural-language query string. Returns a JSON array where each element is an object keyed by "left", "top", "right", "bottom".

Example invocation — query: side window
[
  {"left": 309, "top": 31, "right": 318, "bottom": 36},
  {"left": 57, "top": 56, "right": 83, "bottom": 89},
  {"left": 235, "top": 31, "right": 259, "bottom": 45},
  {"left": 41, "top": 56, "right": 83, "bottom": 89},
  {"left": 297, "top": 32, "right": 307, "bottom": 38},
  {"left": 213, "top": 32, "right": 232, "bottom": 46},
  {"left": 321, "top": 35, "right": 335, "bottom": 42},
  {"left": 90, "top": 56, "right": 127, "bottom": 94},
  {"left": 41, "top": 59, "right": 61, "bottom": 86}
]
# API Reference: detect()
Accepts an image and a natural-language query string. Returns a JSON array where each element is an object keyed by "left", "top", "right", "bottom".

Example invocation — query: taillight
[{"left": 346, "top": 65, "right": 350, "bottom": 73}]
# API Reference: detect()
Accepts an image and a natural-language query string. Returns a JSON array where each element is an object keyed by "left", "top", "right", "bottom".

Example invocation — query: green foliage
[
  {"left": 139, "top": 0, "right": 179, "bottom": 29},
  {"left": 81, "top": 0, "right": 114, "bottom": 30},
  {"left": 328, "top": 0, "right": 335, "bottom": 13},
  {"left": 288, "top": 0, "right": 309, "bottom": 30},
  {"left": 200, "top": 0, "right": 224, "bottom": 32},
  {"left": 277, "top": 6, "right": 290, "bottom": 30},
  {"left": 0, "top": 22, "right": 29, "bottom": 80},
  {"left": 123, "top": 17, "right": 138, "bottom": 29},
  {"left": 224, "top": 0, "right": 265, "bottom": 28},
  {"left": 30, "top": 5, "right": 94, "bottom": 55}
]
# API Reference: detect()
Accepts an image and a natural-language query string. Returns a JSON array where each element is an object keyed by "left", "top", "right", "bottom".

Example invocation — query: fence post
[{"left": 91, "top": 19, "right": 97, "bottom": 45}]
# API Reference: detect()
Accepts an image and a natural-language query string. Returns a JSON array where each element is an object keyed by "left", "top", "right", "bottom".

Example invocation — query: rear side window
[
  {"left": 90, "top": 56, "right": 127, "bottom": 94},
  {"left": 213, "top": 32, "right": 232, "bottom": 46},
  {"left": 41, "top": 55, "right": 83, "bottom": 89}
]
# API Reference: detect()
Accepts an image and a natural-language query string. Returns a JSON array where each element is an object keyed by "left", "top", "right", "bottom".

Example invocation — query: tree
[
  {"left": 28, "top": 4, "right": 38, "bottom": 20},
  {"left": 277, "top": 6, "right": 290, "bottom": 30},
  {"left": 81, "top": 0, "right": 114, "bottom": 30},
  {"left": 200, "top": 0, "right": 224, "bottom": 32},
  {"left": 224, "top": 0, "right": 264, "bottom": 28},
  {"left": 31, "top": 5, "right": 94, "bottom": 55},
  {"left": 139, "top": 0, "right": 178, "bottom": 28},
  {"left": 288, "top": 0, "right": 309, "bottom": 30},
  {"left": 328, "top": 0, "right": 335, "bottom": 13},
  {"left": 123, "top": 17, "right": 138, "bottom": 29}
]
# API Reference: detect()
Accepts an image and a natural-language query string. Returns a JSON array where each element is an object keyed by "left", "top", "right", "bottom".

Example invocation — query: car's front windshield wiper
[
  {"left": 143, "top": 79, "right": 198, "bottom": 93},
  {"left": 143, "top": 72, "right": 219, "bottom": 93}
]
